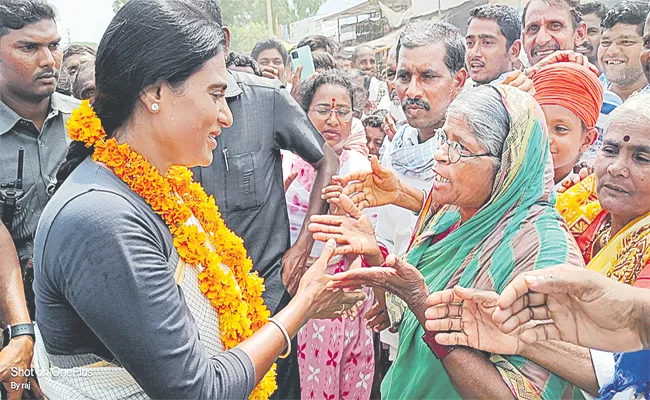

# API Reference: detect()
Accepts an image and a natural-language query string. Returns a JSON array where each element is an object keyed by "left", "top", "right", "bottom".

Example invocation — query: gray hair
[
  {"left": 446, "top": 86, "right": 510, "bottom": 169},
  {"left": 395, "top": 20, "right": 466, "bottom": 74},
  {"left": 606, "top": 91, "right": 650, "bottom": 130}
]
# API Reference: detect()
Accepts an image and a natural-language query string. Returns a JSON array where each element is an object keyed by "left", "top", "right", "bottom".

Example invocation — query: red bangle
[
  {"left": 361, "top": 245, "right": 389, "bottom": 267},
  {"left": 422, "top": 331, "right": 456, "bottom": 360}
]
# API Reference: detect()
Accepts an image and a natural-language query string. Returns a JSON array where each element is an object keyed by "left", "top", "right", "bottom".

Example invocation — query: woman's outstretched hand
[
  {"left": 328, "top": 254, "right": 428, "bottom": 313},
  {"left": 425, "top": 286, "right": 529, "bottom": 355},
  {"left": 493, "top": 265, "right": 648, "bottom": 353},
  {"left": 329, "top": 156, "right": 400, "bottom": 211},
  {"left": 297, "top": 239, "right": 367, "bottom": 320},
  {"left": 308, "top": 194, "right": 380, "bottom": 258}
]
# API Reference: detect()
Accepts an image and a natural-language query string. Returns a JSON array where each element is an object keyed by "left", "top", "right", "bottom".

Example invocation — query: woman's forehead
[
  {"left": 444, "top": 112, "right": 475, "bottom": 141},
  {"left": 606, "top": 112, "right": 650, "bottom": 142}
]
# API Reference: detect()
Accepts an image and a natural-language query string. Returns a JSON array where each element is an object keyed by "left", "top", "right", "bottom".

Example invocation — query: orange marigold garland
[{"left": 67, "top": 101, "right": 277, "bottom": 399}]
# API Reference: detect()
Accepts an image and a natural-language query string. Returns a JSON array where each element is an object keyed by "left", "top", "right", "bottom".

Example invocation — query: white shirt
[{"left": 376, "top": 127, "right": 433, "bottom": 360}]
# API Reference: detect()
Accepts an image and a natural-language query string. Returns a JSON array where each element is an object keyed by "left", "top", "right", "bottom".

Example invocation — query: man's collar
[
  {"left": 0, "top": 98, "right": 21, "bottom": 136},
  {"left": 226, "top": 71, "right": 244, "bottom": 98},
  {"left": 0, "top": 92, "right": 79, "bottom": 136}
]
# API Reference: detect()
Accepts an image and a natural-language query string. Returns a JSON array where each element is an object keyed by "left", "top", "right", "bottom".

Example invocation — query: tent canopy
[{"left": 322, "top": 0, "right": 412, "bottom": 22}]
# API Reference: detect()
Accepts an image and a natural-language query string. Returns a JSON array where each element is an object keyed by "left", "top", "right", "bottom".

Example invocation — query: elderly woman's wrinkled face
[
  {"left": 596, "top": 112, "right": 650, "bottom": 224},
  {"left": 432, "top": 111, "right": 496, "bottom": 218}
]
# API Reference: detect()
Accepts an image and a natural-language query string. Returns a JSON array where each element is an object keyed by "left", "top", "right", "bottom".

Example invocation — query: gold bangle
[{"left": 268, "top": 318, "right": 291, "bottom": 359}]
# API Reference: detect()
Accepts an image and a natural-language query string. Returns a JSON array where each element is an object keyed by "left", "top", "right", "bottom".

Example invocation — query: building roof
[{"left": 322, "top": 0, "right": 412, "bottom": 22}]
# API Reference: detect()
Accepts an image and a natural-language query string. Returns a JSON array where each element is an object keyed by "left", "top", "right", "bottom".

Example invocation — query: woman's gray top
[{"left": 33, "top": 157, "right": 255, "bottom": 399}]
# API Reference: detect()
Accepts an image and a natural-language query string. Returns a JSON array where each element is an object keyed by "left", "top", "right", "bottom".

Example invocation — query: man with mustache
[
  {"left": 521, "top": 0, "right": 587, "bottom": 66},
  {"left": 0, "top": 0, "right": 78, "bottom": 315},
  {"left": 370, "top": 20, "right": 467, "bottom": 360},
  {"left": 0, "top": 0, "right": 78, "bottom": 397},
  {"left": 599, "top": 1, "right": 649, "bottom": 102},
  {"left": 576, "top": 1, "right": 607, "bottom": 73},
  {"left": 465, "top": 4, "right": 522, "bottom": 86}
]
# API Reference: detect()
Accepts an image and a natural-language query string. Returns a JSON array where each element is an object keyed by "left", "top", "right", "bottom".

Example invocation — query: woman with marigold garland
[{"left": 31, "top": 1, "right": 365, "bottom": 399}]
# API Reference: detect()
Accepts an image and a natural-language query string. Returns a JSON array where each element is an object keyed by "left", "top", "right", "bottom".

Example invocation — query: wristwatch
[{"left": 2, "top": 323, "right": 35, "bottom": 347}]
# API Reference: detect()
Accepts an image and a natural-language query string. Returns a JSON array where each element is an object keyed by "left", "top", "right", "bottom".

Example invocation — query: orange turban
[{"left": 532, "top": 62, "right": 604, "bottom": 129}]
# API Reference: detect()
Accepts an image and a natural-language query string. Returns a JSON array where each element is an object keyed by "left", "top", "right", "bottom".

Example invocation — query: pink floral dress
[{"left": 284, "top": 151, "right": 377, "bottom": 400}]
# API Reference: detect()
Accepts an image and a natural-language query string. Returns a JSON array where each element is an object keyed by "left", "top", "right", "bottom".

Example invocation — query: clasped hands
[{"left": 308, "top": 156, "right": 429, "bottom": 332}]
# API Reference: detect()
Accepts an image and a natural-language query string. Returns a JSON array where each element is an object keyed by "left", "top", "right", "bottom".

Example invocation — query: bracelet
[
  {"left": 422, "top": 331, "right": 457, "bottom": 360},
  {"left": 268, "top": 318, "right": 291, "bottom": 359}
]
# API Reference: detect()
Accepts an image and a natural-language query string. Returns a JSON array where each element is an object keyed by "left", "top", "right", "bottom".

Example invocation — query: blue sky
[{"left": 50, "top": 0, "right": 363, "bottom": 45}]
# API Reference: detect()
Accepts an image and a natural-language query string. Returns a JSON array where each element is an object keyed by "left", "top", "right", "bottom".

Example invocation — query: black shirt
[{"left": 194, "top": 71, "right": 324, "bottom": 313}]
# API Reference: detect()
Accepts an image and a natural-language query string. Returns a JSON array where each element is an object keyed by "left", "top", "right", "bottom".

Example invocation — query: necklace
[
  {"left": 583, "top": 218, "right": 612, "bottom": 260},
  {"left": 66, "top": 101, "right": 277, "bottom": 399}
]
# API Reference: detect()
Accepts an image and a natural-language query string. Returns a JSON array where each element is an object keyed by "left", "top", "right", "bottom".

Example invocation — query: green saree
[{"left": 381, "top": 85, "right": 584, "bottom": 399}]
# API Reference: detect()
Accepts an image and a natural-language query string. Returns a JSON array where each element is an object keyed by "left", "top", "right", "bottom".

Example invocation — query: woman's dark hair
[
  {"left": 56, "top": 0, "right": 226, "bottom": 189},
  {"left": 297, "top": 34, "right": 339, "bottom": 55},
  {"left": 226, "top": 52, "right": 262, "bottom": 76},
  {"left": 312, "top": 51, "right": 336, "bottom": 71},
  {"left": 296, "top": 69, "right": 355, "bottom": 112},
  {"left": 362, "top": 114, "right": 383, "bottom": 130}
]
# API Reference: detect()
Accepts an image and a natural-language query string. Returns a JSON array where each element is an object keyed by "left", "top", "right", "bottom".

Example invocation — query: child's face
[{"left": 542, "top": 104, "right": 596, "bottom": 176}]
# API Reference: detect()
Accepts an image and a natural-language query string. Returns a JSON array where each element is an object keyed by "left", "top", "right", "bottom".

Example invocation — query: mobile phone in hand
[{"left": 290, "top": 46, "right": 316, "bottom": 82}]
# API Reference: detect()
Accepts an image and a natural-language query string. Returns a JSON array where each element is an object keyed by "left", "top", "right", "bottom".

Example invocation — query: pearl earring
[{"left": 151, "top": 103, "right": 159, "bottom": 112}]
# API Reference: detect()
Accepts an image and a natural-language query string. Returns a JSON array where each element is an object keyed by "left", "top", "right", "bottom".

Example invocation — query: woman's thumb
[{"left": 315, "top": 239, "right": 337, "bottom": 270}]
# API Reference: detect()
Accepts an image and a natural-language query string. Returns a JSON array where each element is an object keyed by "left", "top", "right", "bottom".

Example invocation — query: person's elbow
[{"left": 311, "top": 143, "right": 339, "bottom": 175}]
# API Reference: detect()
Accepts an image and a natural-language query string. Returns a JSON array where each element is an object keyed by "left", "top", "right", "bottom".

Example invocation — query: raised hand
[
  {"left": 298, "top": 239, "right": 367, "bottom": 320},
  {"left": 308, "top": 194, "right": 380, "bottom": 257},
  {"left": 493, "top": 265, "right": 647, "bottom": 353},
  {"left": 335, "top": 156, "right": 400, "bottom": 210},
  {"left": 382, "top": 115, "right": 398, "bottom": 142},
  {"left": 425, "top": 287, "right": 528, "bottom": 355},
  {"left": 526, "top": 50, "right": 599, "bottom": 79},
  {"left": 329, "top": 254, "right": 428, "bottom": 313},
  {"left": 260, "top": 66, "right": 280, "bottom": 80},
  {"left": 502, "top": 70, "right": 535, "bottom": 94},
  {"left": 289, "top": 66, "right": 304, "bottom": 101}
]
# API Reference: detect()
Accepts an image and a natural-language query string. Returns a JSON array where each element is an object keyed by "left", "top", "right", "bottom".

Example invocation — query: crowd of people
[{"left": 0, "top": 0, "right": 649, "bottom": 399}]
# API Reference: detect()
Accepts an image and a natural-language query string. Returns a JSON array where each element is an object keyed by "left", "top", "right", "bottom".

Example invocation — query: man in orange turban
[{"left": 532, "top": 61, "right": 604, "bottom": 191}]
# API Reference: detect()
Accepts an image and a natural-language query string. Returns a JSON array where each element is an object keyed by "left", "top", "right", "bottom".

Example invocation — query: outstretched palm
[
  {"left": 309, "top": 194, "right": 380, "bottom": 257},
  {"left": 494, "top": 265, "right": 646, "bottom": 352},
  {"left": 425, "top": 287, "right": 528, "bottom": 355},
  {"left": 329, "top": 255, "right": 428, "bottom": 311},
  {"left": 336, "top": 155, "right": 400, "bottom": 210}
]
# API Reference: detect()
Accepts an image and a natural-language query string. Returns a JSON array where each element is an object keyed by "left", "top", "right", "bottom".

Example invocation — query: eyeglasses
[
  {"left": 434, "top": 129, "right": 492, "bottom": 164},
  {"left": 310, "top": 105, "right": 353, "bottom": 123}
]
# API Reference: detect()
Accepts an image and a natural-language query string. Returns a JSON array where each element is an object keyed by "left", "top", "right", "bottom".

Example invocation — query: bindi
[
  {"left": 623, "top": 135, "right": 630, "bottom": 142},
  {"left": 331, "top": 98, "right": 337, "bottom": 108}
]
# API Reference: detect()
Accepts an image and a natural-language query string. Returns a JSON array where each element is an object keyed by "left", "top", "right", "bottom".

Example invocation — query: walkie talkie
[{"left": 0, "top": 148, "right": 26, "bottom": 230}]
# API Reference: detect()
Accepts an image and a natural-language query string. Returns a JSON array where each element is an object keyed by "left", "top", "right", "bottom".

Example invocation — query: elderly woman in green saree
[{"left": 308, "top": 84, "right": 584, "bottom": 399}]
